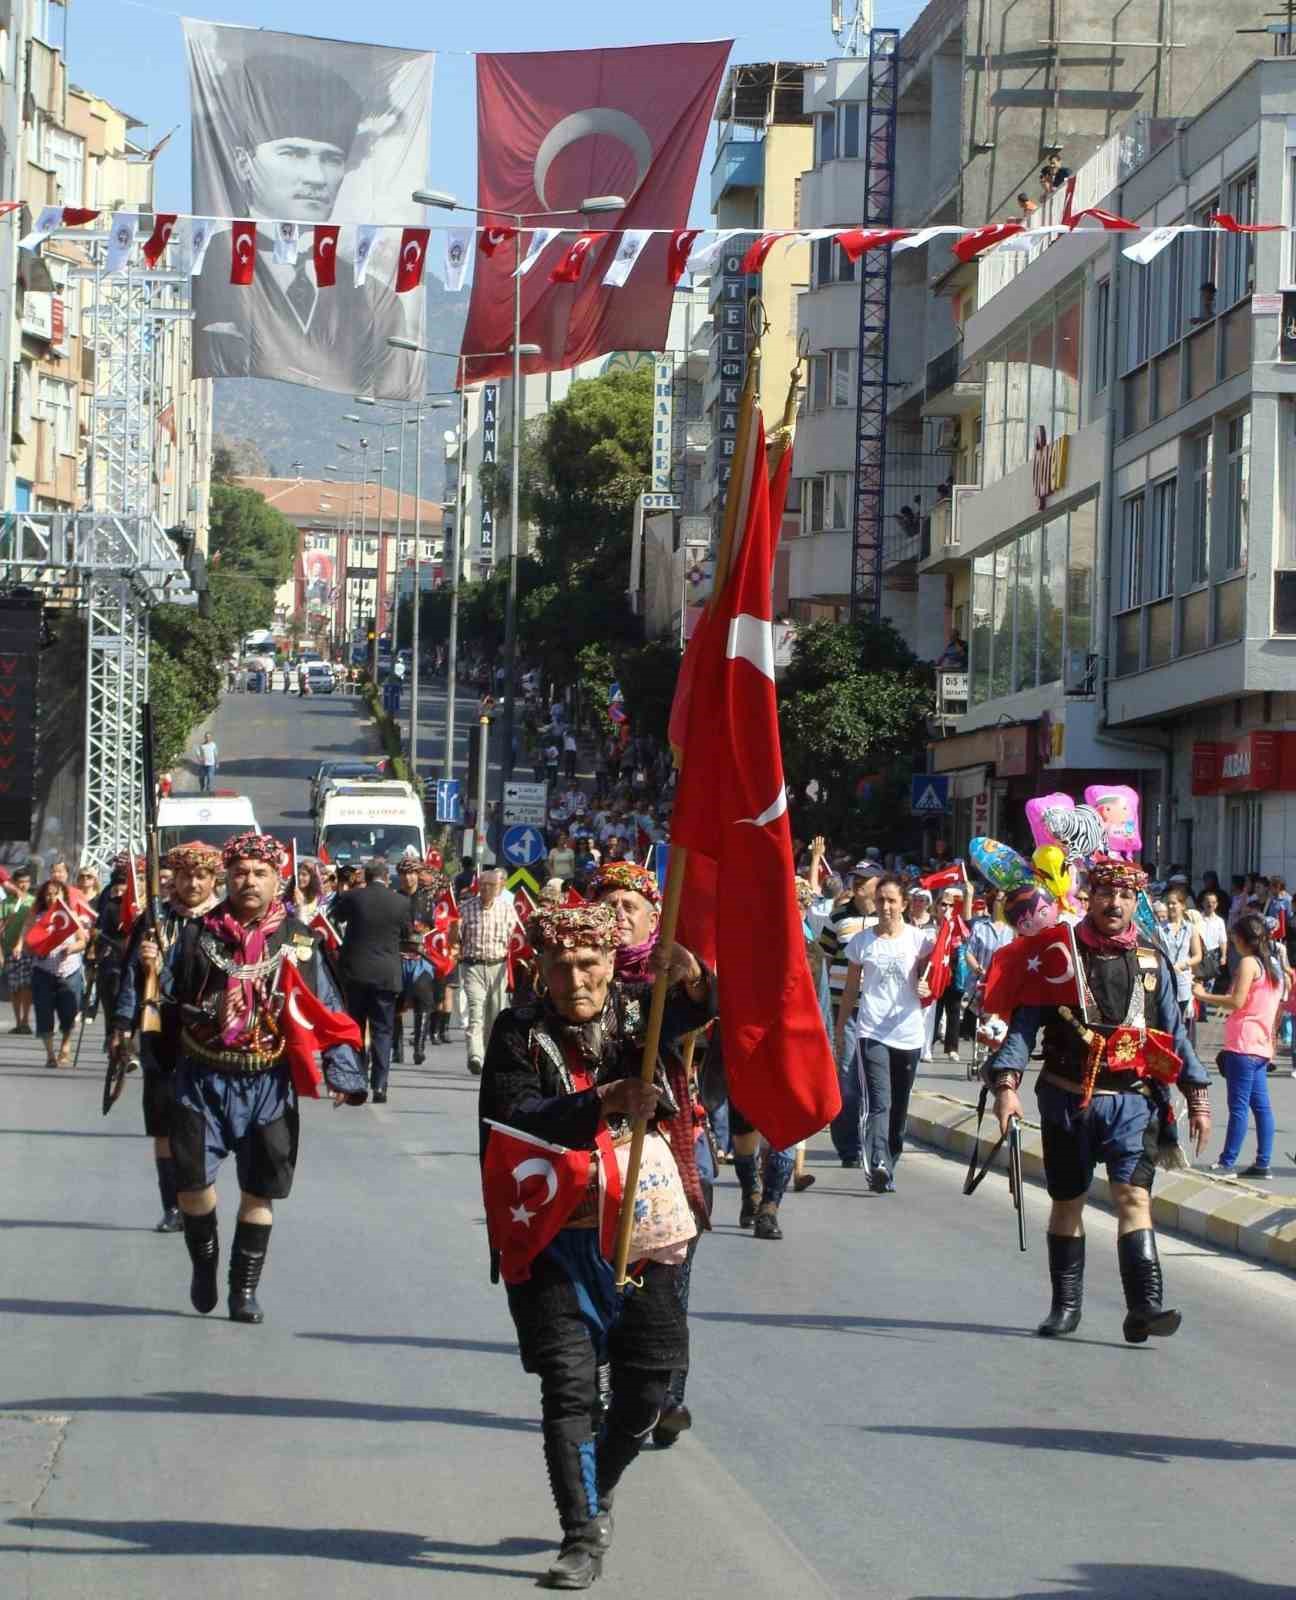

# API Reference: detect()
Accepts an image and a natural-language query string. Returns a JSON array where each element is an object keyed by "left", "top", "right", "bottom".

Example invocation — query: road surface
[{"left": 2, "top": 690, "right": 1293, "bottom": 1598}]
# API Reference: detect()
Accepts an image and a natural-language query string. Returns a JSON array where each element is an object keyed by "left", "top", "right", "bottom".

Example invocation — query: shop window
[{"left": 1012, "top": 528, "right": 1040, "bottom": 693}]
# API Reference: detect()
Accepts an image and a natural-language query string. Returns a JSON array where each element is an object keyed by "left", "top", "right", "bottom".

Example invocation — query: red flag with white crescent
[
  {"left": 668, "top": 411, "right": 838, "bottom": 1148},
  {"left": 277, "top": 958, "right": 362, "bottom": 1099},
  {"left": 982, "top": 924, "right": 1082, "bottom": 1019},
  {"left": 230, "top": 220, "right": 256, "bottom": 285},
  {"left": 142, "top": 213, "right": 177, "bottom": 267},
  {"left": 23, "top": 902, "right": 82, "bottom": 961},
  {"left": 460, "top": 41, "right": 731, "bottom": 382},
  {"left": 396, "top": 227, "right": 430, "bottom": 294},
  {"left": 667, "top": 228, "right": 702, "bottom": 285},
  {"left": 308, "top": 909, "right": 341, "bottom": 955},
  {"left": 836, "top": 227, "right": 913, "bottom": 261},
  {"left": 120, "top": 855, "right": 145, "bottom": 938},
  {"left": 479, "top": 226, "right": 518, "bottom": 258},
  {"left": 549, "top": 231, "right": 608, "bottom": 285},
  {"left": 313, "top": 224, "right": 340, "bottom": 288},
  {"left": 952, "top": 222, "right": 1025, "bottom": 263},
  {"left": 481, "top": 1122, "right": 594, "bottom": 1283},
  {"left": 739, "top": 232, "right": 796, "bottom": 274}
]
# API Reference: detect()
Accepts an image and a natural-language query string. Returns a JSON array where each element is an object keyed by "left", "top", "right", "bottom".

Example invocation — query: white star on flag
[
  {"left": 516, "top": 228, "right": 561, "bottom": 278},
  {"left": 1026, "top": 956, "right": 1041, "bottom": 973},
  {"left": 509, "top": 1203, "right": 534, "bottom": 1226},
  {"left": 601, "top": 229, "right": 653, "bottom": 287}
]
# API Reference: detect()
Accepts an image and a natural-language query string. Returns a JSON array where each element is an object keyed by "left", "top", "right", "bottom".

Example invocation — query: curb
[{"left": 906, "top": 1090, "right": 1296, "bottom": 1272}]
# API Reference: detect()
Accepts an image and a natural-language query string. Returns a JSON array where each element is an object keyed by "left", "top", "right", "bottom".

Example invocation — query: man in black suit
[{"left": 331, "top": 859, "right": 413, "bottom": 1104}]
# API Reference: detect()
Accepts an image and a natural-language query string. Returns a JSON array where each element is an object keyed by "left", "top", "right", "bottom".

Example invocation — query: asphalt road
[{"left": 3, "top": 691, "right": 1295, "bottom": 1598}]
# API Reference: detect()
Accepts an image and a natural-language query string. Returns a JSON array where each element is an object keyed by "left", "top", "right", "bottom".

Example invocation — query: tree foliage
[
  {"left": 778, "top": 618, "right": 934, "bottom": 850},
  {"left": 615, "top": 638, "right": 681, "bottom": 744}
]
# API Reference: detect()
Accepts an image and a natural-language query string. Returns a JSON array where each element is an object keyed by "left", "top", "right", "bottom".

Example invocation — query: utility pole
[{"left": 474, "top": 711, "right": 491, "bottom": 866}]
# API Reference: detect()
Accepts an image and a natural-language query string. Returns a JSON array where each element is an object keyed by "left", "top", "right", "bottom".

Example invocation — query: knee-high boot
[
  {"left": 541, "top": 1418, "right": 602, "bottom": 1589},
  {"left": 1118, "top": 1228, "right": 1181, "bottom": 1344},
  {"left": 755, "top": 1148, "right": 795, "bottom": 1240},
  {"left": 733, "top": 1153, "right": 760, "bottom": 1228},
  {"left": 154, "top": 1156, "right": 182, "bottom": 1232},
  {"left": 1036, "top": 1233, "right": 1084, "bottom": 1337},
  {"left": 182, "top": 1209, "right": 219, "bottom": 1314},
  {"left": 392, "top": 1017, "right": 404, "bottom": 1065},
  {"left": 413, "top": 1008, "right": 427, "bottom": 1064},
  {"left": 228, "top": 1220, "right": 271, "bottom": 1325}
]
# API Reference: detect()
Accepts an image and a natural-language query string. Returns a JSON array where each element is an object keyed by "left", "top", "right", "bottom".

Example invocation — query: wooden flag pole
[{"left": 611, "top": 317, "right": 766, "bottom": 1290}]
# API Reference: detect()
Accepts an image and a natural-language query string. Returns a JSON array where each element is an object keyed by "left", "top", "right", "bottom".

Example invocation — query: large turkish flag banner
[{"left": 461, "top": 41, "right": 732, "bottom": 383}]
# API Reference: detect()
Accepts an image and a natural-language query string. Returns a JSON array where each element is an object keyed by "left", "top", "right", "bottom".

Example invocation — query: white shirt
[
  {"left": 198, "top": 740, "right": 217, "bottom": 767},
  {"left": 1198, "top": 913, "right": 1227, "bottom": 954},
  {"left": 845, "top": 923, "right": 937, "bottom": 1050}
]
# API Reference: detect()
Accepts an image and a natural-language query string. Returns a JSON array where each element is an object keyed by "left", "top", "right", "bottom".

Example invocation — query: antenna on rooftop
[{"left": 831, "top": 0, "right": 873, "bottom": 56}]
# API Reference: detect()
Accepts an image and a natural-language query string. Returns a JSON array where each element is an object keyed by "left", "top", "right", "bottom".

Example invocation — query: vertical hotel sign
[
  {"left": 479, "top": 385, "right": 497, "bottom": 566},
  {"left": 717, "top": 237, "right": 754, "bottom": 498},
  {"left": 652, "top": 355, "right": 674, "bottom": 494}
]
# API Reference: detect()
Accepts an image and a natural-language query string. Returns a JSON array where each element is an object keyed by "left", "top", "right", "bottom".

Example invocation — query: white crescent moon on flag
[
  {"left": 534, "top": 108, "right": 653, "bottom": 210},
  {"left": 160, "top": 223, "right": 173, "bottom": 244},
  {"left": 403, "top": 241, "right": 422, "bottom": 267},
  {"left": 1042, "top": 940, "right": 1076, "bottom": 985},
  {"left": 726, "top": 613, "right": 775, "bottom": 682},
  {"left": 286, "top": 989, "right": 313, "bottom": 1031},
  {"left": 511, "top": 1157, "right": 558, "bottom": 1206},
  {"left": 236, "top": 234, "right": 252, "bottom": 262},
  {"left": 319, "top": 236, "right": 335, "bottom": 258}
]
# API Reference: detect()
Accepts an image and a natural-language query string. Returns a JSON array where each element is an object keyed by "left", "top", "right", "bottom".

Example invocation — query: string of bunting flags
[{"left": 10, "top": 197, "right": 1287, "bottom": 297}]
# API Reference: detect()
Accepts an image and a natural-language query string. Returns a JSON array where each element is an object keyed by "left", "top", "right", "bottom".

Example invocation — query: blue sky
[{"left": 80, "top": 0, "right": 926, "bottom": 224}]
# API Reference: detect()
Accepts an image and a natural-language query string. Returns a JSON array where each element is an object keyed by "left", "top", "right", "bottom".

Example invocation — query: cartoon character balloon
[
  {"left": 1026, "top": 792, "right": 1107, "bottom": 862},
  {"left": 1003, "top": 882, "right": 1061, "bottom": 936},
  {"left": 969, "top": 837, "right": 1035, "bottom": 894},
  {"left": 1085, "top": 784, "right": 1143, "bottom": 858},
  {"left": 1031, "top": 844, "right": 1072, "bottom": 905}
]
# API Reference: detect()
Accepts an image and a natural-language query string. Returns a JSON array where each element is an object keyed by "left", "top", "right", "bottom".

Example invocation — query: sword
[{"left": 964, "top": 1086, "right": 1029, "bottom": 1252}]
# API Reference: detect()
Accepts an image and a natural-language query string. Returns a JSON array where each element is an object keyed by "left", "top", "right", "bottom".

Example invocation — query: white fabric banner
[
  {"left": 516, "top": 228, "right": 561, "bottom": 277},
  {"left": 443, "top": 227, "right": 473, "bottom": 291},
  {"left": 272, "top": 221, "right": 301, "bottom": 266},
  {"left": 105, "top": 213, "right": 138, "bottom": 274},
  {"left": 602, "top": 229, "right": 654, "bottom": 288}
]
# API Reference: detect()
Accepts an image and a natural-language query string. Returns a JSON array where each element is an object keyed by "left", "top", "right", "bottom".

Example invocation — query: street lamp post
[{"left": 410, "top": 189, "right": 624, "bottom": 842}]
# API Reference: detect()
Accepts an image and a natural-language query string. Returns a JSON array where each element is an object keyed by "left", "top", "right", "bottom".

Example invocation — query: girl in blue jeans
[{"left": 1195, "top": 911, "right": 1284, "bottom": 1178}]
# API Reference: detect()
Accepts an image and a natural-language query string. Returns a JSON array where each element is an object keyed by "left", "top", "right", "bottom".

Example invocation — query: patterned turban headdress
[
  {"left": 588, "top": 861, "right": 661, "bottom": 907},
  {"left": 165, "top": 840, "right": 222, "bottom": 873},
  {"left": 221, "top": 831, "right": 285, "bottom": 869},
  {"left": 1086, "top": 853, "right": 1149, "bottom": 892},
  {"left": 527, "top": 901, "right": 619, "bottom": 954},
  {"left": 794, "top": 876, "right": 815, "bottom": 911}
]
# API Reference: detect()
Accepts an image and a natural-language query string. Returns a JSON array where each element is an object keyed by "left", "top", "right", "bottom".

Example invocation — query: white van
[
  {"left": 315, "top": 782, "right": 425, "bottom": 866},
  {"left": 157, "top": 794, "right": 260, "bottom": 854}
]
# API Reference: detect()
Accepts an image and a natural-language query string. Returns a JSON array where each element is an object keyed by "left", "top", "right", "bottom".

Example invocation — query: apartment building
[
  {"left": 788, "top": 0, "right": 1266, "bottom": 655},
  {"left": 921, "top": 58, "right": 1296, "bottom": 878}
]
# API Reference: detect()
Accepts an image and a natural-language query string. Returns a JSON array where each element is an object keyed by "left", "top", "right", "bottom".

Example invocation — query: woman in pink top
[{"left": 1194, "top": 912, "right": 1284, "bottom": 1178}]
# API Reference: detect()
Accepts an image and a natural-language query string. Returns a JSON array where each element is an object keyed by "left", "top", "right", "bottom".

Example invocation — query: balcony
[
  {"left": 710, "top": 137, "right": 764, "bottom": 209},
  {"left": 919, "top": 483, "right": 978, "bottom": 574}
]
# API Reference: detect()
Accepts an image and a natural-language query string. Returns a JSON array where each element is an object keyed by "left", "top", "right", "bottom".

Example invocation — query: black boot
[
  {"left": 734, "top": 1153, "right": 761, "bottom": 1228},
  {"left": 155, "top": 1157, "right": 182, "bottom": 1233},
  {"left": 1118, "top": 1228, "right": 1181, "bottom": 1344},
  {"left": 182, "top": 1209, "right": 219, "bottom": 1314},
  {"left": 228, "top": 1220, "right": 271, "bottom": 1324},
  {"left": 392, "top": 1019, "right": 404, "bottom": 1065},
  {"left": 438, "top": 1011, "right": 451, "bottom": 1044},
  {"left": 541, "top": 1419, "right": 602, "bottom": 1590},
  {"left": 753, "top": 1202, "right": 783, "bottom": 1240},
  {"left": 596, "top": 1401, "right": 658, "bottom": 1506},
  {"left": 413, "top": 1010, "right": 426, "bottom": 1064},
  {"left": 651, "top": 1398, "right": 692, "bottom": 1449},
  {"left": 1037, "top": 1233, "right": 1084, "bottom": 1337}
]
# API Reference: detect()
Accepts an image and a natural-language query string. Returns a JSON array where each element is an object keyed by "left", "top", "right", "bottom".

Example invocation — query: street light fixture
[{"left": 411, "top": 188, "right": 626, "bottom": 850}]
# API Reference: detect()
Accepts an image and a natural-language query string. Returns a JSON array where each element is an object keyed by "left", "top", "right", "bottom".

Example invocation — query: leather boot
[
  {"left": 596, "top": 1406, "right": 657, "bottom": 1506},
  {"left": 155, "top": 1157, "right": 182, "bottom": 1232},
  {"left": 734, "top": 1153, "right": 761, "bottom": 1228},
  {"left": 413, "top": 1010, "right": 426, "bottom": 1064},
  {"left": 541, "top": 1419, "right": 601, "bottom": 1589},
  {"left": 228, "top": 1220, "right": 271, "bottom": 1324},
  {"left": 438, "top": 1011, "right": 451, "bottom": 1043},
  {"left": 1118, "top": 1228, "right": 1181, "bottom": 1344},
  {"left": 392, "top": 1020, "right": 404, "bottom": 1065},
  {"left": 182, "top": 1209, "right": 219, "bottom": 1314},
  {"left": 1036, "top": 1233, "right": 1084, "bottom": 1337},
  {"left": 753, "top": 1203, "right": 783, "bottom": 1241}
]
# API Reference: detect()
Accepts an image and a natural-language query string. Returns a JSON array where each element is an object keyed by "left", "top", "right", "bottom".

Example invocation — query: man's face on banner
[{"left": 236, "top": 138, "right": 347, "bottom": 221}]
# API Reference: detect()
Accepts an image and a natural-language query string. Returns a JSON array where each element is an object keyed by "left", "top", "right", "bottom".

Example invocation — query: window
[
  {"left": 839, "top": 104, "right": 861, "bottom": 159},
  {"left": 1188, "top": 431, "right": 1211, "bottom": 585},
  {"left": 1053, "top": 293, "right": 1082, "bottom": 438},
  {"left": 1094, "top": 279, "right": 1110, "bottom": 393},
  {"left": 804, "top": 475, "right": 851, "bottom": 532},
  {"left": 1148, "top": 478, "right": 1176, "bottom": 600},
  {"left": 835, "top": 243, "right": 856, "bottom": 284},
  {"left": 814, "top": 236, "right": 832, "bottom": 288},
  {"left": 810, "top": 355, "right": 829, "bottom": 411},
  {"left": 830, "top": 348, "right": 855, "bottom": 407},
  {"left": 982, "top": 355, "right": 1005, "bottom": 484},
  {"left": 818, "top": 112, "right": 836, "bottom": 166},
  {"left": 41, "top": 122, "right": 84, "bottom": 207},
  {"left": 37, "top": 374, "right": 75, "bottom": 456},
  {"left": 981, "top": 291, "right": 1084, "bottom": 484},
  {"left": 1013, "top": 528, "right": 1041, "bottom": 693},
  {"left": 1067, "top": 498, "right": 1096, "bottom": 662},
  {"left": 34, "top": 0, "right": 66, "bottom": 46},
  {"left": 1039, "top": 516, "right": 1067, "bottom": 684},
  {"left": 1223, "top": 170, "right": 1257, "bottom": 305},
  {"left": 1189, "top": 197, "right": 1220, "bottom": 320},
  {"left": 1223, "top": 412, "right": 1250, "bottom": 571},
  {"left": 1119, "top": 494, "right": 1144, "bottom": 611}
]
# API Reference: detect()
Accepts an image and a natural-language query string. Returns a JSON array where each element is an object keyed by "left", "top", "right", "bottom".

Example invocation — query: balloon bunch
[{"left": 969, "top": 783, "right": 1144, "bottom": 932}]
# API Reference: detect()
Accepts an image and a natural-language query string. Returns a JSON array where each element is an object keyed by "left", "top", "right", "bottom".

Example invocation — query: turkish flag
[
  {"left": 479, "top": 225, "right": 518, "bottom": 257},
  {"left": 669, "top": 413, "right": 839, "bottom": 1148},
  {"left": 1213, "top": 211, "right": 1283, "bottom": 235},
  {"left": 922, "top": 912, "right": 967, "bottom": 1006},
  {"left": 61, "top": 207, "right": 100, "bottom": 227},
  {"left": 142, "top": 213, "right": 177, "bottom": 267},
  {"left": 423, "top": 892, "right": 460, "bottom": 977},
  {"left": 230, "top": 220, "right": 256, "bottom": 285},
  {"left": 952, "top": 222, "right": 1024, "bottom": 263},
  {"left": 396, "top": 227, "right": 430, "bottom": 294},
  {"left": 667, "top": 228, "right": 702, "bottom": 285},
  {"left": 120, "top": 856, "right": 145, "bottom": 938},
  {"left": 981, "top": 924, "right": 1082, "bottom": 1019},
  {"left": 1062, "top": 178, "right": 1137, "bottom": 232},
  {"left": 23, "top": 903, "right": 81, "bottom": 960},
  {"left": 313, "top": 224, "right": 340, "bottom": 288},
  {"left": 461, "top": 41, "right": 731, "bottom": 383},
  {"left": 507, "top": 889, "right": 535, "bottom": 991},
  {"left": 920, "top": 864, "right": 965, "bottom": 893},
  {"left": 836, "top": 227, "right": 913, "bottom": 261},
  {"left": 308, "top": 909, "right": 341, "bottom": 955},
  {"left": 549, "top": 231, "right": 608, "bottom": 284},
  {"left": 277, "top": 959, "right": 362, "bottom": 1099},
  {"left": 739, "top": 232, "right": 796, "bottom": 274},
  {"left": 482, "top": 1122, "right": 595, "bottom": 1283}
]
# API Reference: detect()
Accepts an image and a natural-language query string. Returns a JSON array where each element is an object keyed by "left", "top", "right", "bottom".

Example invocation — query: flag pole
[{"left": 611, "top": 319, "right": 764, "bottom": 1290}]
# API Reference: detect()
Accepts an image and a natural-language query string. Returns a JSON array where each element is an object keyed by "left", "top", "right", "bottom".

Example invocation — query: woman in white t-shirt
[{"left": 833, "top": 875, "right": 936, "bottom": 1193}]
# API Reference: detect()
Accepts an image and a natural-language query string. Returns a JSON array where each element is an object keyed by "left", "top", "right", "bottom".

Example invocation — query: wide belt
[
  {"left": 181, "top": 1028, "right": 284, "bottom": 1074},
  {"left": 1040, "top": 1068, "right": 1151, "bottom": 1100}
]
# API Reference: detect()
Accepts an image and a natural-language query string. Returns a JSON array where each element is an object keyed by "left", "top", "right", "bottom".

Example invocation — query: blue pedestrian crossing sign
[
  {"left": 502, "top": 824, "right": 547, "bottom": 868},
  {"left": 434, "top": 779, "right": 464, "bottom": 824},
  {"left": 910, "top": 774, "right": 950, "bottom": 815}
]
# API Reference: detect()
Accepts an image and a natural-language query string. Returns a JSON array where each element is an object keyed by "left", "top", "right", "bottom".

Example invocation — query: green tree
[
  {"left": 615, "top": 638, "right": 681, "bottom": 744},
  {"left": 209, "top": 483, "right": 297, "bottom": 589},
  {"left": 778, "top": 618, "right": 934, "bottom": 850}
]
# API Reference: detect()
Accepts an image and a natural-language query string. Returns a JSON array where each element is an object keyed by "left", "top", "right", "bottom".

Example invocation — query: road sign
[
  {"left": 910, "top": 774, "right": 950, "bottom": 815},
  {"left": 506, "top": 865, "right": 541, "bottom": 896},
  {"left": 434, "top": 779, "right": 463, "bottom": 824},
  {"left": 502, "top": 824, "right": 547, "bottom": 868},
  {"left": 503, "top": 779, "right": 547, "bottom": 825},
  {"left": 939, "top": 672, "right": 968, "bottom": 703}
]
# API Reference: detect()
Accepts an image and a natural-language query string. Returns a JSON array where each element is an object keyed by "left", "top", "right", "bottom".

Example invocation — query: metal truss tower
[{"left": 849, "top": 27, "right": 900, "bottom": 621}]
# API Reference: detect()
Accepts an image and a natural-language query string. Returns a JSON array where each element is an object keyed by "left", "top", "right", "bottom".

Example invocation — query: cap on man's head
[
  {"left": 851, "top": 860, "right": 882, "bottom": 880},
  {"left": 908, "top": 886, "right": 933, "bottom": 903},
  {"left": 237, "top": 53, "right": 364, "bottom": 157}
]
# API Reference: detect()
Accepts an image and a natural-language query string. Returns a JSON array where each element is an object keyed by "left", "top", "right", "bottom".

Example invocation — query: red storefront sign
[{"left": 1190, "top": 732, "right": 1296, "bottom": 795}]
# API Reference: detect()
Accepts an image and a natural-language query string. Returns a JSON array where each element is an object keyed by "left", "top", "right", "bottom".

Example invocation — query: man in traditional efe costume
[
  {"left": 478, "top": 901, "right": 714, "bottom": 1590},
  {"left": 987, "top": 855, "right": 1211, "bottom": 1343}
]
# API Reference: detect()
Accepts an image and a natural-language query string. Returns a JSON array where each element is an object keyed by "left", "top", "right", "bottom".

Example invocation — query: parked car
[
  {"left": 309, "top": 757, "right": 388, "bottom": 815},
  {"left": 306, "top": 662, "right": 336, "bottom": 694}
]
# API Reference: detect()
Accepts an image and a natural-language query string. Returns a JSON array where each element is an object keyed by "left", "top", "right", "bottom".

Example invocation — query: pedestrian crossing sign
[{"left": 910, "top": 775, "right": 950, "bottom": 815}]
